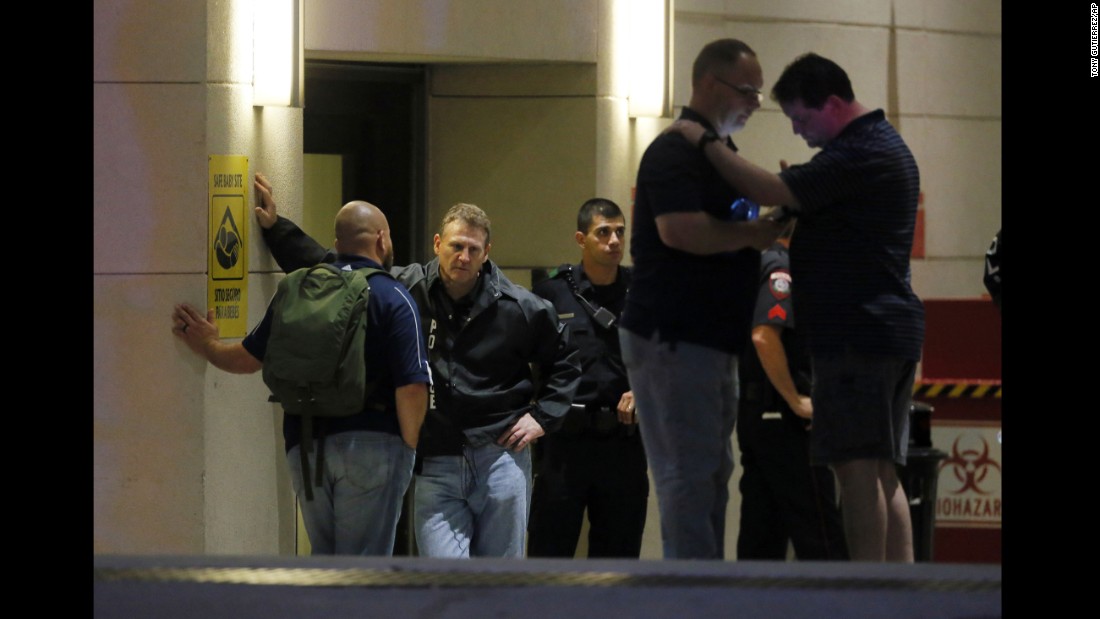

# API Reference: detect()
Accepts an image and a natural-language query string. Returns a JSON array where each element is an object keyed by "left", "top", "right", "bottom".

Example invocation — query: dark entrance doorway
[
  {"left": 304, "top": 61, "right": 428, "bottom": 266},
  {"left": 301, "top": 60, "right": 427, "bottom": 556}
]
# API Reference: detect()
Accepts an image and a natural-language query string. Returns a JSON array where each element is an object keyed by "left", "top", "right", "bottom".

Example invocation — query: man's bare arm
[
  {"left": 395, "top": 382, "right": 428, "bottom": 449},
  {"left": 751, "top": 323, "right": 812, "bottom": 420},
  {"left": 172, "top": 303, "right": 262, "bottom": 374},
  {"left": 667, "top": 120, "right": 800, "bottom": 208}
]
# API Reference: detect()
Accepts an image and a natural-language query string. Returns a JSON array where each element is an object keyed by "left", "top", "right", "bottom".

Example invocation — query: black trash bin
[{"left": 896, "top": 400, "right": 947, "bottom": 562}]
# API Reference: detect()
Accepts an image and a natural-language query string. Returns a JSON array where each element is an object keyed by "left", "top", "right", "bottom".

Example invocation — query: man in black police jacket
[
  {"left": 527, "top": 198, "right": 648, "bottom": 558},
  {"left": 252, "top": 174, "right": 581, "bottom": 559}
]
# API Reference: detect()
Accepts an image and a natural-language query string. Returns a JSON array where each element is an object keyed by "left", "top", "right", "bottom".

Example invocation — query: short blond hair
[{"left": 440, "top": 203, "right": 491, "bottom": 244}]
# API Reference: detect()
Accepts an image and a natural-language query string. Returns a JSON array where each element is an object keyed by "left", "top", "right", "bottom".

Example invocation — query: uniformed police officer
[
  {"left": 736, "top": 222, "right": 847, "bottom": 560},
  {"left": 527, "top": 198, "right": 649, "bottom": 558}
]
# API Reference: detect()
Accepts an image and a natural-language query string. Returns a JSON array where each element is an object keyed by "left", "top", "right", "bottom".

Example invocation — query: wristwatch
[{"left": 697, "top": 129, "right": 720, "bottom": 152}]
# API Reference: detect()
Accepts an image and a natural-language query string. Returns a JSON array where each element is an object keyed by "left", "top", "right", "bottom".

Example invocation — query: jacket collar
[{"left": 425, "top": 257, "right": 504, "bottom": 308}]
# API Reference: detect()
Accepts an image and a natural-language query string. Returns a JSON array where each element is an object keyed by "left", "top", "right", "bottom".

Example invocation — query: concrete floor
[{"left": 94, "top": 553, "right": 1001, "bottom": 619}]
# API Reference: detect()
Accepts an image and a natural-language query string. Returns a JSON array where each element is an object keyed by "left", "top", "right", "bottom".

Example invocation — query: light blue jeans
[
  {"left": 413, "top": 442, "right": 532, "bottom": 558},
  {"left": 619, "top": 328, "right": 739, "bottom": 560},
  {"left": 287, "top": 430, "right": 415, "bottom": 556}
]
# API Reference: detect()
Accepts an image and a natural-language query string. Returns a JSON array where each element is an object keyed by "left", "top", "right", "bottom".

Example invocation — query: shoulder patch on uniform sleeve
[{"left": 768, "top": 269, "right": 792, "bottom": 300}]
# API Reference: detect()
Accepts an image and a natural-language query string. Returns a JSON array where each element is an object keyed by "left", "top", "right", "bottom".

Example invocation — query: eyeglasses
[{"left": 711, "top": 75, "right": 763, "bottom": 102}]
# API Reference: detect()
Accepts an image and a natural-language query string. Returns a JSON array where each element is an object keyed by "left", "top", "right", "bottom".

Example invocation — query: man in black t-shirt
[{"left": 618, "top": 38, "right": 783, "bottom": 560}]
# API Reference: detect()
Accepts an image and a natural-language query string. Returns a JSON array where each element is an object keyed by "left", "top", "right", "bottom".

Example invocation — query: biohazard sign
[
  {"left": 208, "top": 155, "right": 249, "bottom": 338},
  {"left": 933, "top": 422, "right": 1002, "bottom": 528}
]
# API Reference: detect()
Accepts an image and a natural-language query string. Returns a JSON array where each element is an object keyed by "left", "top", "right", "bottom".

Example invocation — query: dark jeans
[
  {"left": 736, "top": 405, "right": 848, "bottom": 561},
  {"left": 527, "top": 431, "right": 648, "bottom": 558}
]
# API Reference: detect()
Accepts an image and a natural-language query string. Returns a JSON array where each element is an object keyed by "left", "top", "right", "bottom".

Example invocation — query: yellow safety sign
[{"left": 208, "top": 155, "right": 249, "bottom": 338}]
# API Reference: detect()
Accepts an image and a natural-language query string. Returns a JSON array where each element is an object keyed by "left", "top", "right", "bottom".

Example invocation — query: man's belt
[
  {"left": 564, "top": 402, "right": 623, "bottom": 436},
  {"left": 574, "top": 403, "right": 617, "bottom": 413}
]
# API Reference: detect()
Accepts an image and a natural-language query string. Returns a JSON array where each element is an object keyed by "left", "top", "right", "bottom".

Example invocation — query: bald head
[{"left": 334, "top": 201, "right": 393, "bottom": 268}]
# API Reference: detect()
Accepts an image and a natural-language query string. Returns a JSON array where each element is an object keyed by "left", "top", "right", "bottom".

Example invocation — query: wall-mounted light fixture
[
  {"left": 628, "top": 0, "right": 672, "bottom": 118},
  {"left": 253, "top": 0, "right": 302, "bottom": 107}
]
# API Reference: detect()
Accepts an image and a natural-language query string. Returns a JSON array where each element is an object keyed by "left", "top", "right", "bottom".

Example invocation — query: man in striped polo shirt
[{"left": 667, "top": 52, "right": 925, "bottom": 563}]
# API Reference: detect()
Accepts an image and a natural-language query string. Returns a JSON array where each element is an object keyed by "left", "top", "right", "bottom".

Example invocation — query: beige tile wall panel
[
  {"left": 672, "top": 20, "right": 891, "bottom": 114},
  {"left": 93, "top": 0, "right": 207, "bottom": 83},
  {"left": 227, "top": 103, "right": 305, "bottom": 274},
  {"left": 94, "top": 83, "right": 208, "bottom": 275},
  {"left": 897, "top": 31, "right": 1001, "bottom": 118},
  {"left": 429, "top": 93, "right": 597, "bottom": 268},
  {"left": 305, "top": 0, "right": 598, "bottom": 63},
  {"left": 204, "top": 86, "right": 258, "bottom": 165},
  {"left": 205, "top": 84, "right": 265, "bottom": 270},
  {"left": 893, "top": 0, "right": 1002, "bottom": 34},
  {"left": 95, "top": 268, "right": 289, "bottom": 554},
  {"left": 92, "top": 81, "right": 297, "bottom": 277},
  {"left": 199, "top": 364, "right": 285, "bottom": 554},
  {"left": 94, "top": 274, "right": 208, "bottom": 554},
  {"left": 675, "top": 0, "right": 727, "bottom": 15},
  {"left": 430, "top": 63, "right": 597, "bottom": 96},
  {"left": 597, "top": 0, "right": 630, "bottom": 98},
  {"left": 904, "top": 117, "right": 1001, "bottom": 257},
  {"left": 594, "top": 95, "right": 633, "bottom": 223},
  {"left": 303, "top": 154, "right": 345, "bottom": 244},
  {"left": 205, "top": 0, "right": 255, "bottom": 84},
  {"left": 678, "top": 0, "right": 891, "bottom": 25},
  {"left": 202, "top": 273, "right": 290, "bottom": 555},
  {"left": 303, "top": 0, "right": 412, "bottom": 59},
  {"left": 757, "top": 23, "right": 890, "bottom": 111},
  {"left": 671, "top": 15, "right": 729, "bottom": 107},
  {"left": 911, "top": 258, "right": 990, "bottom": 300},
  {"left": 733, "top": 109, "right": 818, "bottom": 178}
]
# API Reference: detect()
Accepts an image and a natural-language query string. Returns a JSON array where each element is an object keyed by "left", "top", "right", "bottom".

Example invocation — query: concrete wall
[
  {"left": 427, "top": 64, "right": 600, "bottom": 268},
  {"left": 94, "top": 0, "right": 302, "bottom": 555},
  {"left": 303, "top": 0, "right": 598, "bottom": 63},
  {"left": 94, "top": 0, "right": 1001, "bottom": 557}
]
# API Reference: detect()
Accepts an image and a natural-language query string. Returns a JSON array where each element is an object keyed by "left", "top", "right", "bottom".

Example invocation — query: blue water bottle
[{"left": 730, "top": 197, "right": 759, "bottom": 221}]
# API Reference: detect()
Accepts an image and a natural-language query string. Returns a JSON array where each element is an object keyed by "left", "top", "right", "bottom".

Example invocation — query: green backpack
[{"left": 262, "top": 263, "right": 388, "bottom": 500}]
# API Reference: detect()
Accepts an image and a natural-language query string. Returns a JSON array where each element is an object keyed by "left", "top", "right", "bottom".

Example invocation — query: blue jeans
[
  {"left": 413, "top": 443, "right": 532, "bottom": 558},
  {"left": 619, "top": 328, "right": 739, "bottom": 560},
  {"left": 287, "top": 430, "right": 415, "bottom": 556}
]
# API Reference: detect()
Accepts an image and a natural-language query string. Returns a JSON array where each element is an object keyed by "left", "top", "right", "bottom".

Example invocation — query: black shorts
[{"left": 810, "top": 349, "right": 917, "bottom": 466}]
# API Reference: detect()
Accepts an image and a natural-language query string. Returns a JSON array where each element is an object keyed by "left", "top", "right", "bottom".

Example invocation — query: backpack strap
[
  {"left": 295, "top": 264, "right": 391, "bottom": 501},
  {"left": 313, "top": 420, "right": 327, "bottom": 491},
  {"left": 300, "top": 414, "right": 315, "bottom": 501},
  {"left": 298, "top": 413, "right": 332, "bottom": 502}
]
